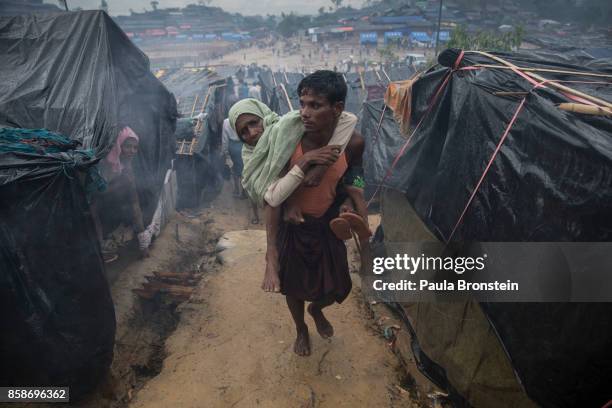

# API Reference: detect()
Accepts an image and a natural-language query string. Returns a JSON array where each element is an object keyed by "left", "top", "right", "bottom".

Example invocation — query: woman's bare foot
[
  {"left": 262, "top": 254, "right": 281, "bottom": 292},
  {"left": 294, "top": 325, "right": 311, "bottom": 356},
  {"left": 330, "top": 217, "right": 352, "bottom": 240},
  {"left": 307, "top": 303, "right": 334, "bottom": 339}
]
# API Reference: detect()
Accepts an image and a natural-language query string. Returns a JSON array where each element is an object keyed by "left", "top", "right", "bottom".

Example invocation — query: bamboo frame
[
  {"left": 473, "top": 64, "right": 612, "bottom": 79},
  {"left": 190, "top": 94, "right": 200, "bottom": 117},
  {"left": 381, "top": 67, "right": 391, "bottom": 83},
  {"left": 468, "top": 51, "right": 612, "bottom": 108}
]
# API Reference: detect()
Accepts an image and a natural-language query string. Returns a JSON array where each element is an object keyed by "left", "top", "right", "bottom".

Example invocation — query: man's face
[
  {"left": 299, "top": 89, "right": 343, "bottom": 134},
  {"left": 235, "top": 113, "right": 264, "bottom": 146}
]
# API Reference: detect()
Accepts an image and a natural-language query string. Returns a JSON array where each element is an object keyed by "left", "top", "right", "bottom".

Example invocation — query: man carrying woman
[{"left": 229, "top": 71, "right": 370, "bottom": 356}]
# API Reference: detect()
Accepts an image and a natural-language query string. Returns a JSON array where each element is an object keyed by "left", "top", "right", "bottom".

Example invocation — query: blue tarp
[
  {"left": 360, "top": 32, "right": 378, "bottom": 44},
  {"left": 432, "top": 31, "right": 450, "bottom": 41},
  {"left": 384, "top": 31, "right": 403, "bottom": 43},
  {"left": 410, "top": 31, "right": 432, "bottom": 42},
  {"left": 221, "top": 33, "right": 250, "bottom": 41}
]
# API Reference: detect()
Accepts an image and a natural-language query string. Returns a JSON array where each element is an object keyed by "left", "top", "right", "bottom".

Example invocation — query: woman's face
[
  {"left": 121, "top": 137, "right": 139, "bottom": 161},
  {"left": 235, "top": 113, "right": 264, "bottom": 146}
]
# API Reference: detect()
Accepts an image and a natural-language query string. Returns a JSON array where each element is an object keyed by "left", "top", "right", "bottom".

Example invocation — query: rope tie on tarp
[
  {"left": 372, "top": 104, "right": 388, "bottom": 145},
  {"left": 445, "top": 79, "right": 554, "bottom": 242},
  {"left": 366, "top": 51, "right": 465, "bottom": 208}
]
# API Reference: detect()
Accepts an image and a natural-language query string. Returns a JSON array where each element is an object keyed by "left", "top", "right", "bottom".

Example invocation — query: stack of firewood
[{"left": 132, "top": 271, "right": 201, "bottom": 302}]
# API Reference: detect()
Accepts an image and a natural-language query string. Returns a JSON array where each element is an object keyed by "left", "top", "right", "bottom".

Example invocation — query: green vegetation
[
  {"left": 447, "top": 25, "right": 524, "bottom": 52},
  {"left": 453, "top": 0, "right": 611, "bottom": 28},
  {"left": 377, "top": 44, "right": 399, "bottom": 63},
  {"left": 277, "top": 13, "right": 312, "bottom": 38},
  {"left": 330, "top": 0, "right": 344, "bottom": 10}
]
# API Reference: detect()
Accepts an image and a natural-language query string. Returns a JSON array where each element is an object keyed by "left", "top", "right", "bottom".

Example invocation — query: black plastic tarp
[
  {"left": 0, "top": 10, "right": 178, "bottom": 224},
  {"left": 158, "top": 66, "right": 237, "bottom": 116},
  {"left": 0, "top": 141, "right": 115, "bottom": 398},
  {"left": 366, "top": 49, "right": 612, "bottom": 242},
  {"left": 362, "top": 49, "right": 612, "bottom": 407}
]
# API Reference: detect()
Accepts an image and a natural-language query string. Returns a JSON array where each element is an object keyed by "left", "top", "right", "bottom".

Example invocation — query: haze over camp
[{"left": 1, "top": 0, "right": 611, "bottom": 407}]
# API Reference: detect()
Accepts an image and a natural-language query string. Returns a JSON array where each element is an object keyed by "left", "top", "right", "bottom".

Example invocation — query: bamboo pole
[
  {"left": 359, "top": 71, "right": 366, "bottom": 90},
  {"left": 279, "top": 83, "right": 294, "bottom": 111},
  {"left": 468, "top": 51, "right": 612, "bottom": 108},
  {"left": 200, "top": 87, "right": 212, "bottom": 114},
  {"left": 558, "top": 103, "right": 612, "bottom": 116},
  {"left": 190, "top": 94, "right": 200, "bottom": 117},
  {"left": 188, "top": 138, "right": 197, "bottom": 155},
  {"left": 381, "top": 67, "right": 391, "bottom": 83},
  {"left": 473, "top": 64, "right": 612, "bottom": 79}
]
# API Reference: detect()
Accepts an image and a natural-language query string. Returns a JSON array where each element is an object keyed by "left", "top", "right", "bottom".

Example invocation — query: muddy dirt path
[{"left": 127, "top": 186, "right": 418, "bottom": 408}]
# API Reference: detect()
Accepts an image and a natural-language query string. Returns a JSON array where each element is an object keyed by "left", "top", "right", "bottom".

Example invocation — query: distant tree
[
  {"left": 277, "top": 12, "right": 309, "bottom": 38},
  {"left": 447, "top": 25, "right": 524, "bottom": 52},
  {"left": 330, "top": 0, "right": 343, "bottom": 10},
  {"left": 318, "top": 6, "right": 325, "bottom": 15},
  {"left": 100, "top": 0, "right": 108, "bottom": 12},
  {"left": 265, "top": 14, "right": 276, "bottom": 29},
  {"left": 150, "top": 1, "right": 159, "bottom": 11}
]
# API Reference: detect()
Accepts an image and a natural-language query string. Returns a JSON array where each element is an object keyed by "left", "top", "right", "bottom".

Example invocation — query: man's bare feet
[
  {"left": 294, "top": 325, "right": 311, "bottom": 356},
  {"left": 307, "top": 303, "right": 334, "bottom": 339}
]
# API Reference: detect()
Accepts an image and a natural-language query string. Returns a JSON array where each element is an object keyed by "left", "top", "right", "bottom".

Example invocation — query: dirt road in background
[{"left": 128, "top": 189, "right": 417, "bottom": 407}]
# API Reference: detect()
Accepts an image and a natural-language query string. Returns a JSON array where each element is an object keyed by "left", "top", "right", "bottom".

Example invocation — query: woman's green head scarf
[
  {"left": 227, "top": 98, "right": 304, "bottom": 206},
  {"left": 228, "top": 98, "right": 278, "bottom": 133}
]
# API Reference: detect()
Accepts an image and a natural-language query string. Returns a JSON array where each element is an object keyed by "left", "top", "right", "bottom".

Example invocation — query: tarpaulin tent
[
  {"left": 0, "top": 129, "right": 115, "bottom": 398},
  {"left": 0, "top": 10, "right": 178, "bottom": 225},
  {"left": 372, "top": 48, "right": 612, "bottom": 242},
  {"left": 362, "top": 49, "right": 612, "bottom": 407},
  {"left": 409, "top": 31, "right": 432, "bottom": 43},
  {"left": 360, "top": 32, "right": 378, "bottom": 45},
  {"left": 0, "top": 10, "right": 177, "bottom": 397},
  {"left": 158, "top": 66, "right": 237, "bottom": 208}
]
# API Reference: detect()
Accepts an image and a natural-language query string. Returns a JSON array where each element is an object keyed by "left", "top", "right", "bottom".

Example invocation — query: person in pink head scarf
[
  {"left": 93, "top": 126, "right": 149, "bottom": 262},
  {"left": 105, "top": 126, "right": 140, "bottom": 176}
]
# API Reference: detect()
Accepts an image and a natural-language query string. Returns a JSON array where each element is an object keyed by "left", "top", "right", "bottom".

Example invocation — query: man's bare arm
[{"left": 344, "top": 131, "right": 368, "bottom": 223}]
